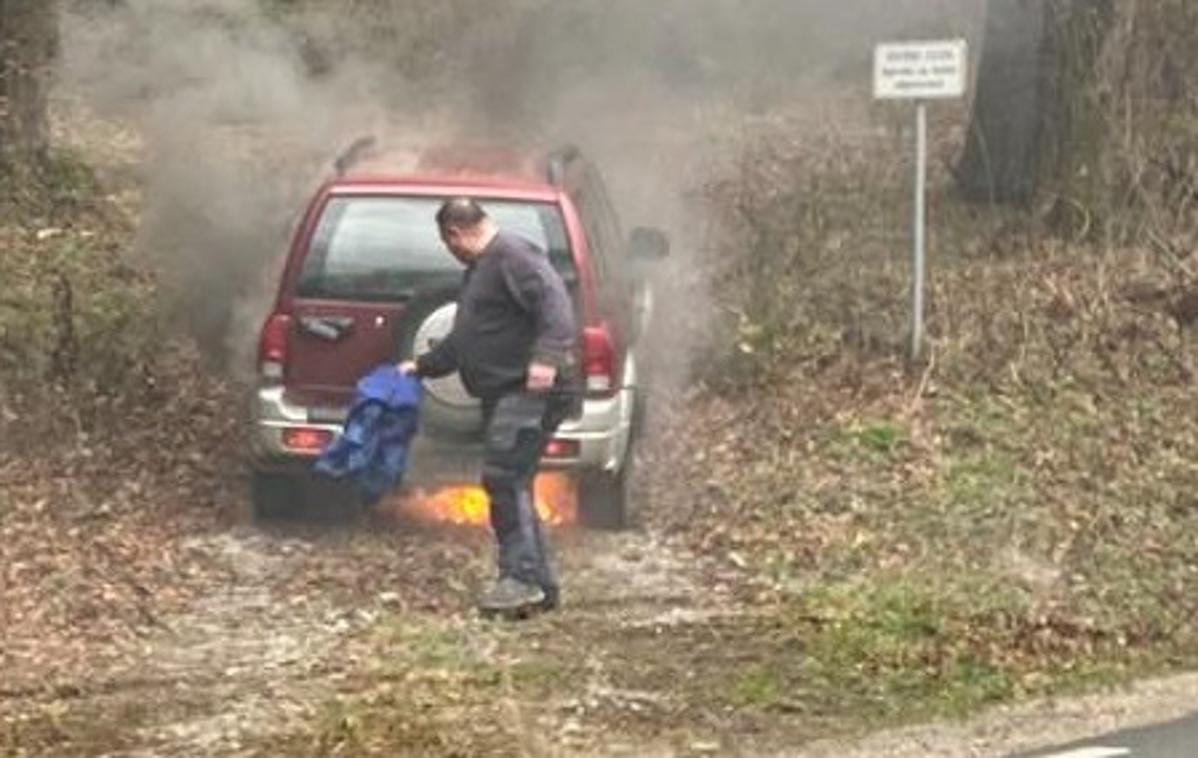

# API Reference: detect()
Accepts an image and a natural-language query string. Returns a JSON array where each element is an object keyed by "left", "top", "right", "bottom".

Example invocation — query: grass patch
[
  {"left": 700, "top": 575, "right": 1184, "bottom": 727},
  {"left": 265, "top": 615, "right": 555, "bottom": 756},
  {"left": 850, "top": 421, "right": 907, "bottom": 457},
  {"left": 732, "top": 666, "right": 785, "bottom": 707},
  {"left": 795, "top": 579, "right": 1019, "bottom": 719},
  {"left": 364, "top": 615, "right": 508, "bottom": 689}
]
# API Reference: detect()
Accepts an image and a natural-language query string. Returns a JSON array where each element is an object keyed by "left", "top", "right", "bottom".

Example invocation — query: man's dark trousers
[{"left": 482, "top": 391, "right": 569, "bottom": 604}]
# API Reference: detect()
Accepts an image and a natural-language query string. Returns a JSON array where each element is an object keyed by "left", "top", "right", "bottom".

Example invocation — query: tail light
[
  {"left": 282, "top": 427, "right": 334, "bottom": 452},
  {"left": 258, "top": 313, "right": 293, "bottom": 383},
  {"left": 543, "top": 438, "right": 580, "bottom": 459},
  {"left": 583, "top": 324, "right": 617, "bottom": 396}
]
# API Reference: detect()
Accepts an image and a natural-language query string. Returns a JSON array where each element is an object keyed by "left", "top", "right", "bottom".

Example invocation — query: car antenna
[{"left": 334, "top": 136, "right": 378, "bottom": 176}]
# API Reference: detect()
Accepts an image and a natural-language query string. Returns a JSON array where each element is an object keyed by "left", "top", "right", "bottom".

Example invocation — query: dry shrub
[
  {"left": 0, "top": 159, "right": 169, "bottom": 449},
  {"left": 1042, "top": 0, "right": 1198, "bottom": 252},
  {"left": 697, "top": 99, "right": 1197, "bottom": 392},
  {"left": 698, "top": 104, "right": 968, "bottom": 384},
  {"left": 645, "top": 102, "right": 1198, "bottom": 675}
]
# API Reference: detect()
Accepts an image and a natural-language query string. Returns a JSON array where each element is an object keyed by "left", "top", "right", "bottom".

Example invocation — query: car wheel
[
  {"left": 252, "top": 472, "right": 300, "bottom": 521},
  {"left": 393, "top": 288, "right": 485, "bottom": 441},
  {"left": 580, "top": 436, "right": 638, "bottom": 531},
  {"left": 631, "top": 385, "right": 649, "bottom": 440},
  {"left": 253, "top": 472, "right": 367, "bottom": 521}
]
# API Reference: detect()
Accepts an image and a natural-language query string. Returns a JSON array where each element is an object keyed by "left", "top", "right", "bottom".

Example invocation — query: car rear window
[{"left": 296, "top": 196, "right": 576, "bottom": 301}]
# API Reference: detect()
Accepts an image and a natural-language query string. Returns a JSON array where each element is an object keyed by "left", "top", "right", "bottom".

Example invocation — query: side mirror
[{"left": 628, "top": 227, "right": 670, "bottom": 262}]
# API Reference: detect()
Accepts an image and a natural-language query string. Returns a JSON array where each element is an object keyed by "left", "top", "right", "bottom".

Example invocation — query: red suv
[{"left": 248, "top": 142, "right": 668, "bottom": 528}]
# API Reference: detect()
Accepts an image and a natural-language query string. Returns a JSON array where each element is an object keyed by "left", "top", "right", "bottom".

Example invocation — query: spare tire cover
[
  {"left": 397, "top": 293, "right": 484, "bottom": 439},
  {"left": 413, "top": 302, "right": 478, "bottom": 409}
]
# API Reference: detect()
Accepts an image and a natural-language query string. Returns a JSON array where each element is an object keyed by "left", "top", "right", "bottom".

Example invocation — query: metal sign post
[
  {"left": 913, "top": 101, "right": 928, "bottom": 361},
  {"left": 874, "top": 39, "right": 968, "bottom": 361}
]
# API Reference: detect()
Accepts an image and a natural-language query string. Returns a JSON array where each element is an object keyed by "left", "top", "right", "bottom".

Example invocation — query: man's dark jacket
[{"left": 416, "top": 231, "right": 578, "bottom": 399}]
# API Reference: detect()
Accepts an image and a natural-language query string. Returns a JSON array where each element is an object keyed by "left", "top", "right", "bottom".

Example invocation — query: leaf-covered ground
[{"left": 7, "top": 97, "right": 1198, "bottom": 756}]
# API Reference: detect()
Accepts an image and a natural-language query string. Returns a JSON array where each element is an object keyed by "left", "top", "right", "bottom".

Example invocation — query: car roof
[
  {"left": 328, "top": 172, "right": 563, "bottom": 203},
  {"left": 325, "top": 142, "right": 567, "bottom": 202}
]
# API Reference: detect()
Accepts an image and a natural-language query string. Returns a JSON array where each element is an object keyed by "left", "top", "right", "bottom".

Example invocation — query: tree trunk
[
  {"left": 1036, "top": 0, "right": 1115, "bottom": 231},
  {"left": 957, "top": 0, "right": 1045, "bottom": 205},
  {"left": 0, "top": 0, "right": 58, "bottom": 169},
  {"left": 958, "top": 0, "right": 1115, "bottom": 217}
]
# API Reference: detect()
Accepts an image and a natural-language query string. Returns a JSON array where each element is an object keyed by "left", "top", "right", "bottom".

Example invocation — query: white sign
[{"left": 874, "top": 40, "right": 968, "bottom": 100}]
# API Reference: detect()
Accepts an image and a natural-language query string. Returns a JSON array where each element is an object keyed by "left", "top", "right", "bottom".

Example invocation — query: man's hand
[
  {"left": 526, "top": 361, "right": 557, "bottom": 391},
  {"left": 398, "top": 360, "right": 418, "bottom": 375}
]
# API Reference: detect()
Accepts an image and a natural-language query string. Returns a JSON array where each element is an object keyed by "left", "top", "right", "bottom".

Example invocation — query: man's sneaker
[{"left": 477, "top": 577, "right": 545, "bottom": 614}]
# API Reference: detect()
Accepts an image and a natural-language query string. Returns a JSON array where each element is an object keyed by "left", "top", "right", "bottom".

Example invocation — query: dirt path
[
  {"left": 6, "top": 504, "right": 1198, "bottom": 757},
  {"left": 1, "top": 509, "right": 742, "bottom": 756},
  {"left": 103, "top": 530, "right": 371, "bottom": 755},
  {"left": 2, "top": 525, "right": 371, "bottom": 756}
]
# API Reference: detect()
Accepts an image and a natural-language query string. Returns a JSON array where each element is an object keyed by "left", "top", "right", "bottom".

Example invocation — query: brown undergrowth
[{"left": 644, "top": 112, "right": 1198, "bottom": 724}]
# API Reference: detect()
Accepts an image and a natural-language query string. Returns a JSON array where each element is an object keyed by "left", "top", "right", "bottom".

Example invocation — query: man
[{"left": 400, "top": 197, "right": 578, "bottom": 615}]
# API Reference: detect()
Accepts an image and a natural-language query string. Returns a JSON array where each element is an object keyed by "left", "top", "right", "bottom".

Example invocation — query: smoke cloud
[{"left": 56, "top": 0, "right": 985, "bottom": 386}]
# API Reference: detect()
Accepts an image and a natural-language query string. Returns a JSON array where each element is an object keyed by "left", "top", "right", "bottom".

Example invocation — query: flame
[{"left": 398, "top": 472, "right": 578, "bottom": 527}]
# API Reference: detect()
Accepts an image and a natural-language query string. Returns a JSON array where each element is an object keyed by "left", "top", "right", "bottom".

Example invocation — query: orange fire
[{"left": 398, "top": 472, "right": 578, "bottom": 527}]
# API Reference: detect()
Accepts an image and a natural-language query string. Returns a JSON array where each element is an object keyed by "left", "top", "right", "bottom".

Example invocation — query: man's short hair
[{"left": 436, "top": 197, "right": 487, "bottom": 230}]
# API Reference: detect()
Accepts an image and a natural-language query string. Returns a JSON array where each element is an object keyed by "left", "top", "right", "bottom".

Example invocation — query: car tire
[
  {"left": 253, "top": 472, "right": 368, "bottom": 521},
  {"left": 631, "top": 385, "right": 649, "bottom": 441},
  {"left": 580, "top": 458, "right": 635, "bottom": 530},
  {"left": 252, "top": 472, "right": 300, "bottom": 521},
  {"left": 393, "top": 288, "right": 485, "bottom": 441},
  {"left": 580, "top": 428, "right": 639, "bottom": 530}
]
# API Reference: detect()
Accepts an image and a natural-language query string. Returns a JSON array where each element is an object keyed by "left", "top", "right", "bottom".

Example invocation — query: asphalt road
[{"left": 1022, "top": 712, "right": 1198, "bottom": 757}]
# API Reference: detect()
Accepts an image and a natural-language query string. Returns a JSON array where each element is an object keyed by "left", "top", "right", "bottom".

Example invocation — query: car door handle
[{"left": 299, "top": 315, "right": 355, "bottom": 342}]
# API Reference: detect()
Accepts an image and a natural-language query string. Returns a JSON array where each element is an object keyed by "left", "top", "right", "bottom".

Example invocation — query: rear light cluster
[
  {"left": 258, "top": 313, "right": 292, "bottom": 383},
  {"left": 582, "top": 324, "right": 617, "bottom": 396},
  {"left": 282, "top": 427, "right": 334, "bottom": 452},
  {"left": 543, "top": 438, "right": 580, "bottom": 459}
]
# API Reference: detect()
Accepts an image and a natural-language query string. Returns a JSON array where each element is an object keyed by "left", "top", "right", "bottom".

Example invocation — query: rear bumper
[
  {"left": 248, "top": 385, "right": 633, "bottom": 480},
  {"left": 548, "top": 389, "right": 634, "bottom": 473},
  {"left": 247, "top": 386, "right": 342, "bottom": 474}
]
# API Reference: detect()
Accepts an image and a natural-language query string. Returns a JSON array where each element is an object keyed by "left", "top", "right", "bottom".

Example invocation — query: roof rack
[
  {"left": 545, "top": 144, "right": 581, "bottom": 186},
  {"left": 333, "top": 135, "right": 378, "bottom": 176}
]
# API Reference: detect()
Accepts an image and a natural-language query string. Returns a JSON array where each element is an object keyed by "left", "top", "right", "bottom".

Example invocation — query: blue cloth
[{"left": 313, "top": 366, "right": 422, "bottom": 504}]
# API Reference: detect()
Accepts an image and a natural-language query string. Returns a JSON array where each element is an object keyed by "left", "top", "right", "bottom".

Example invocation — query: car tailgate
[{"left": 285, "top": 299, "right": 404, "bottom": 406}]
